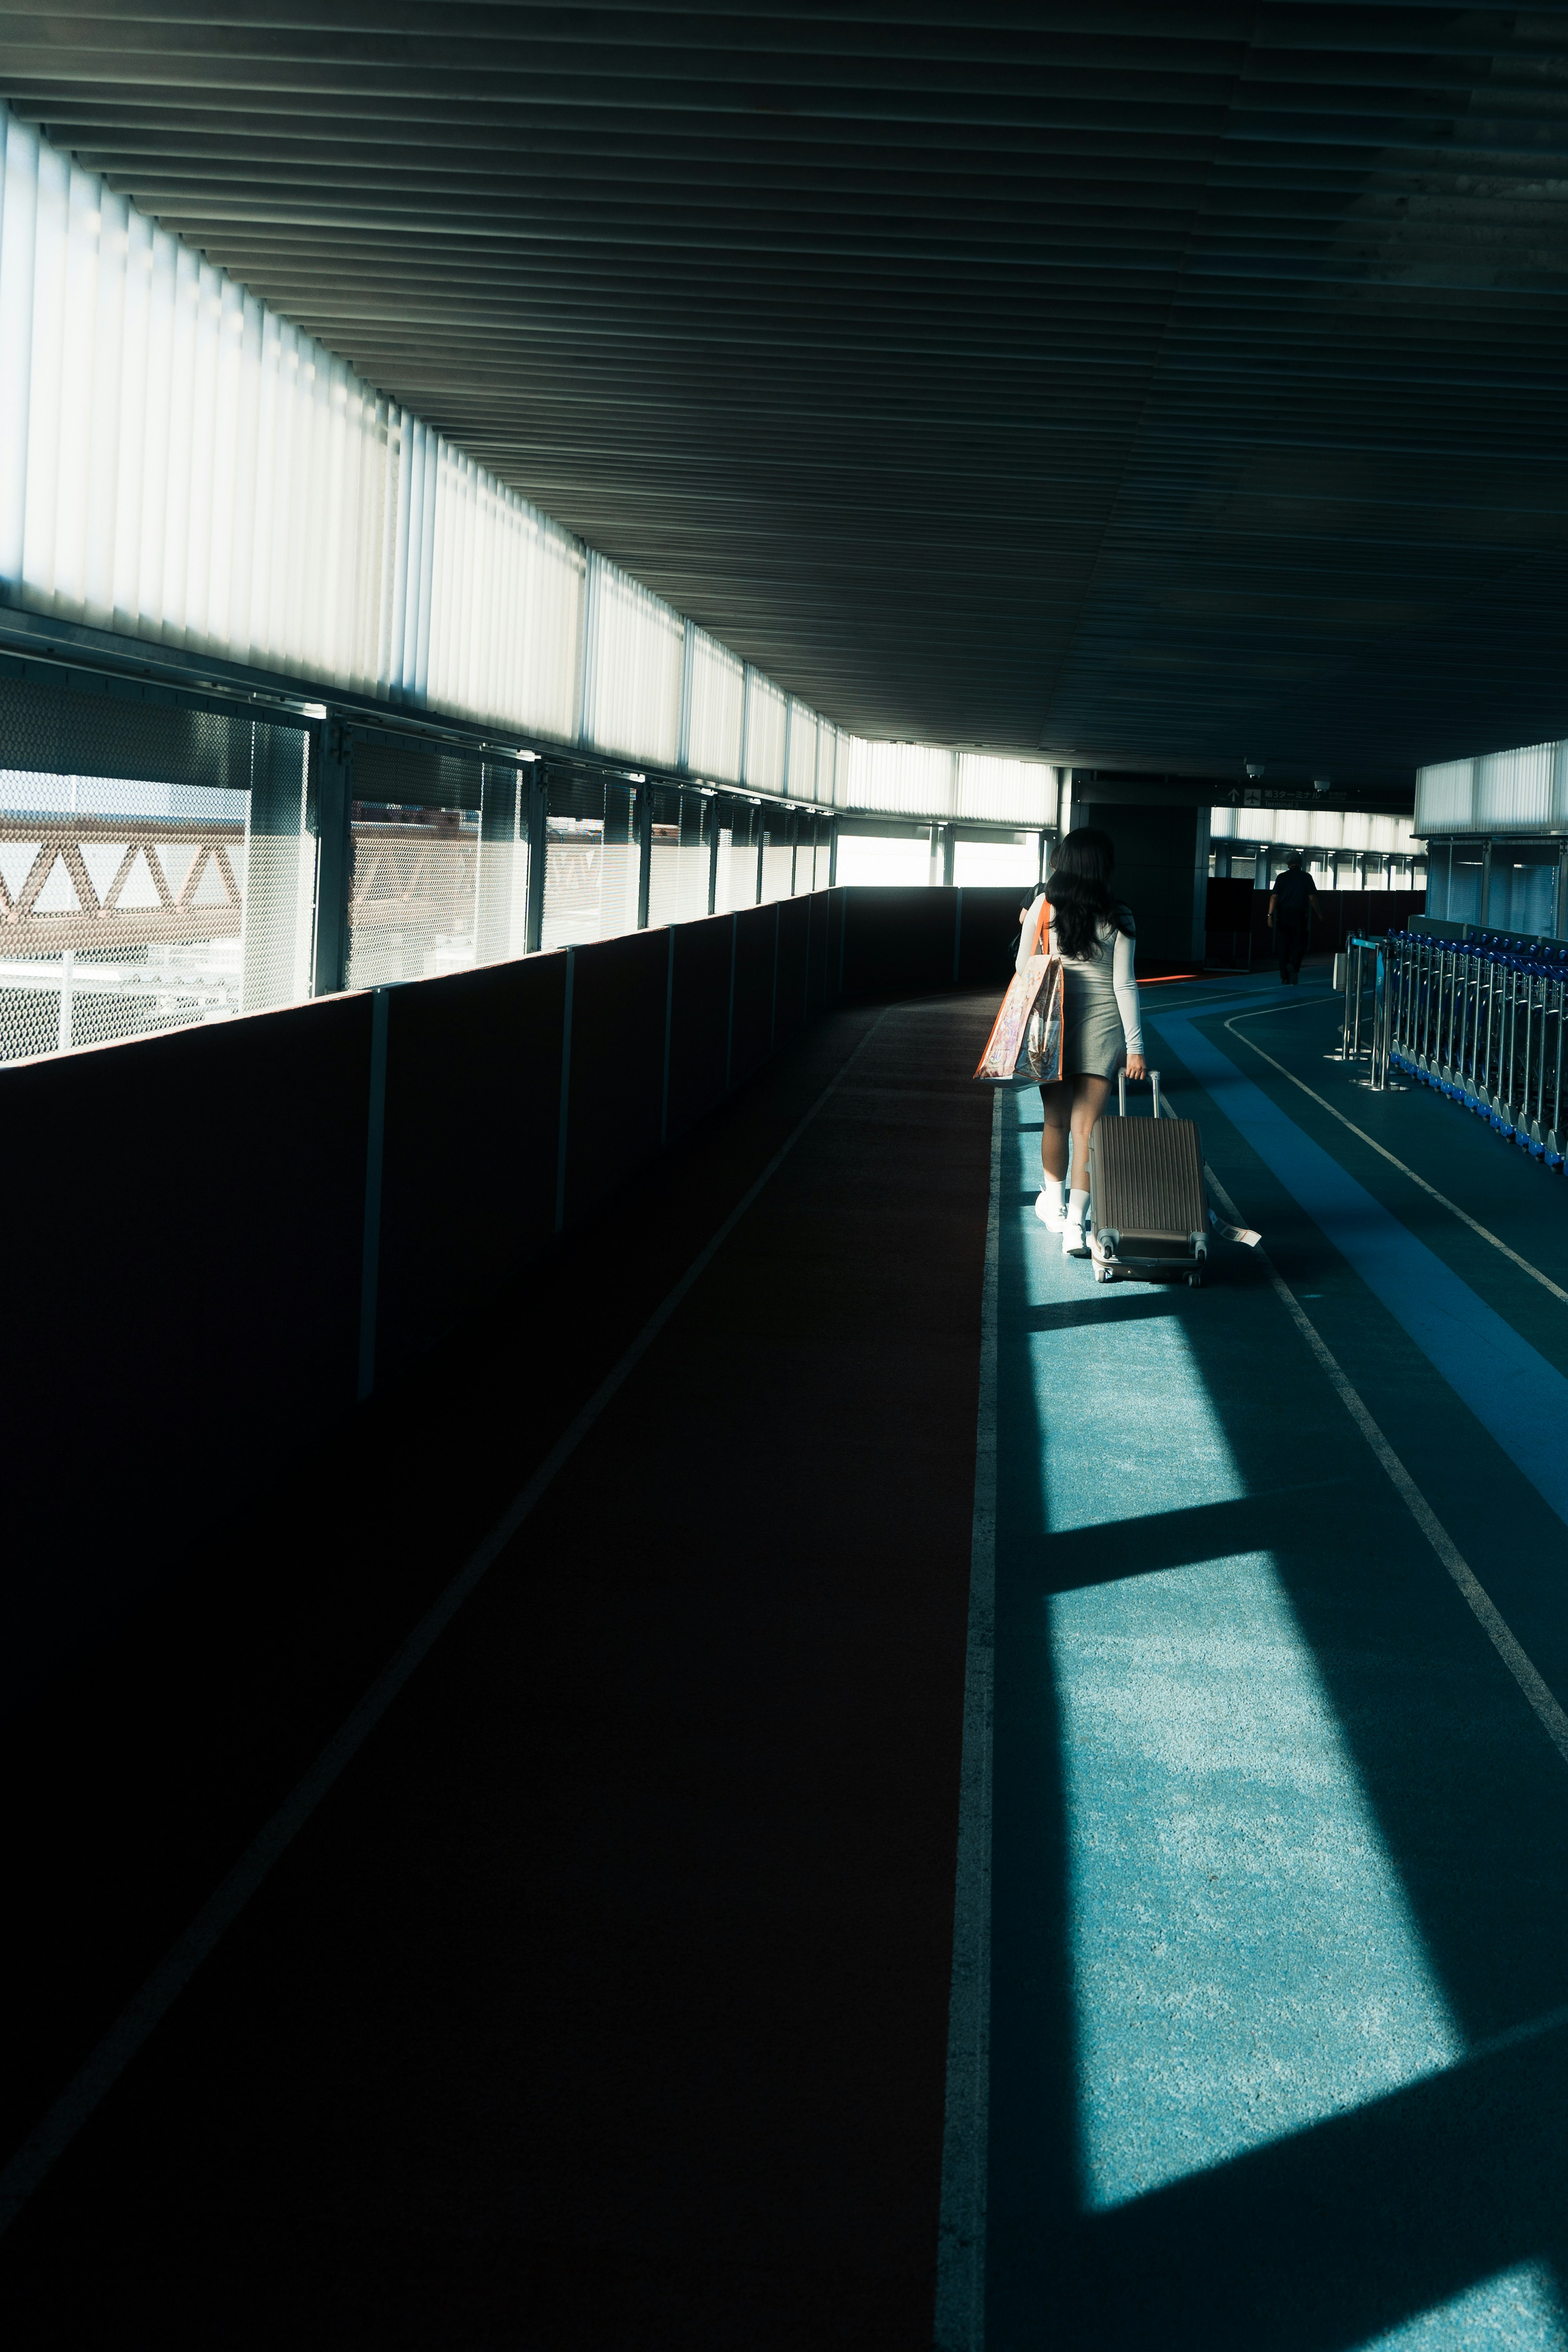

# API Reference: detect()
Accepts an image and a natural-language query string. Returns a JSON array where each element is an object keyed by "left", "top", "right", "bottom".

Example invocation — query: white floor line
[
  {"left": 0, "top": 1004, "right": 899, "bottom": 2238},
  {"left": 935, "top": 1087, "right": 1001, "bottom": 2352},
  {"left": 1223, "top": 1002, "right": 1568, "bottom": 1307},
  {"left": 1207, "top": 1165, "right": 1568, "bottom": 1768}
]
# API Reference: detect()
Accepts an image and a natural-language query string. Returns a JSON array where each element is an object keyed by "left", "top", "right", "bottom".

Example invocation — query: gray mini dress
[{"left": 1017, "top": 899, "right": 1143, "bottom": 1080}]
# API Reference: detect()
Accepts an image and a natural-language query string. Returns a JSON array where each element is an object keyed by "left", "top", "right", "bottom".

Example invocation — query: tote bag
[{"left": 974, "top": 898, "right": 1065, "bottom": 1085}]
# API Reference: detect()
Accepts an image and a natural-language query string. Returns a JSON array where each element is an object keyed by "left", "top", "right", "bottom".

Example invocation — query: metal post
[
  {"left": 636, "top": 780, "right": 652, "bottom": 929},
  {"left": 707, "top": 795, "right": 720, "bottom": 917},
  {"left": 312, "top": 716, "right": 352, "bottom": 997},
  {"left": 524, "top": 769, "right": 548, "bottom": 954}
]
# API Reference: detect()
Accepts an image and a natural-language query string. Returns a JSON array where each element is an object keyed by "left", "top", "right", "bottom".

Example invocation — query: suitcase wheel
[{"left": 1187, "top": 1271, "right": 1203, "bottom": 1289}]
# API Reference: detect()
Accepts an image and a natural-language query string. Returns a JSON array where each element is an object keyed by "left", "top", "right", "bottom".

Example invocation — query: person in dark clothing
[{"left": 1269, "top": 852, "right": 1317, "bottom": 982}]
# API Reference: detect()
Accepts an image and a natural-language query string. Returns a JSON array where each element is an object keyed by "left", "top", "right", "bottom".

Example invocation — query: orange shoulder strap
[{"left": 1033, "top": 895, "right": 1053, "bottom": 956}]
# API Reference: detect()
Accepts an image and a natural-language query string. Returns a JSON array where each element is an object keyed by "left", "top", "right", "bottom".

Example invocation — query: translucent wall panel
[
  {"left": 684, "top": 628, "right": 744, "bottom": 782},
  {"left": 1414, "top": 760, "right": 1476, "bottom": 834},
  {"left": 1475, "top": 742, "right": 1554, "bottom": 831},
  {"left": 579, "top": 556, "right": 684, "bottom": 766},
  {"left": 956, "top": 755, "right": 1056, "bottom": 827},
  {"left": 744, "top": 674, "right": 787, "bottom": 795},
  {"left": 0, "top": 108, "right": 597, "bottom": 744},
  {"left": 786, "top": 700, "right": 819, "bottom": 797},
  {"left": 846, "top": 740, "right": 956, "bottom": 816},
  {"left": 426, "top": 451, "right": 584, "bottom": 740},
  {"left": 1209, "top": 807, "right": 1424, "bottom": 858},
  {"left": 828, "top": 729, "right": 852, "bottom": 808}
]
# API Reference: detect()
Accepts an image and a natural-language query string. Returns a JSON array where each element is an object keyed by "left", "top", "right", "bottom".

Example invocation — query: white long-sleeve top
[{"left": 1017, "top": 895, "right": 1145, "bottom": 1057}]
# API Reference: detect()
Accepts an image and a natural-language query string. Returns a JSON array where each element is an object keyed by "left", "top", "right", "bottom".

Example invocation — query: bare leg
[
  {"left": 1039, "top": 1080, "right": 1071, "bottom": 1182},
  {"left": 1067, "top": 1074, "right": 1111, "bottom": 1192}
]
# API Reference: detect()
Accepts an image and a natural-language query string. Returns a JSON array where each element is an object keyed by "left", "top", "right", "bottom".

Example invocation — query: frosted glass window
[
  {"left": 1490, "top": 844, "right": 1558, "bottom": 937},
  {"left": 834, "top": 833, "right": 932, "bottom": 885},
  {"left": 1448, "top": 846, "right": 1485, "bottom": 925},
  {"left": 580, "top": 556, "right": 684, "bottom": 766},
  {"left": 1415, "top": 760, "right": 1476, "bottom": 834},
  {"left": 345, "top": 802, "right": 479, "bottom": 987},
  {"left": 684, "top": 629, "right": 744, "bottom": 782},
  {"left": 647, "top": 785, "right": 712, "bottom": 927},
  {"left": 846, "top": 740, "right": 955, "bottom": 817},
  {"left": 744, "top": 674, "right": 787, "bottom": 794},
  {"left": 956, "top": 755, "right": 1056, "bottom": 826},
  {"left": 760, "top": 807, "right": 795, "bottom": 902},
  {"left": 954, "top": 836, "right": 1040, "bottom": 885},
  {"left": 715, "top": 802, "right": 758, "bottom": 913},
  {"left": 786, "top": 700, "right": 819, "bottom": 797},
  {"left": 1476, "top": 744, "right": 1553, "bottom": 831}
]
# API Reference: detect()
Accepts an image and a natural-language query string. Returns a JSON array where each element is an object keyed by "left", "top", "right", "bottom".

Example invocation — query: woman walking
[{"left": 1018, "top": 826, "right": 1147, "bottom": 1256}]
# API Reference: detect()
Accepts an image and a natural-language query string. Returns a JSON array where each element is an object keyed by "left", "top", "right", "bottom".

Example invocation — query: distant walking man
[{"left": 1269, "top": 851, "right": 1317, "bottom": 984}]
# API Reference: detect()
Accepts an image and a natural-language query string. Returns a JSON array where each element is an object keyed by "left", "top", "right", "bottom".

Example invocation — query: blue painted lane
[
  {"left": 988, "top": 1085, "right": 1568, "bottom": 2348},
  {"left": 1004, "top": 1093, "right": 1460, "bottom": 2209},
  {"left": 1151, "top": 1012, "right": 1568, "bottom": 1532}
]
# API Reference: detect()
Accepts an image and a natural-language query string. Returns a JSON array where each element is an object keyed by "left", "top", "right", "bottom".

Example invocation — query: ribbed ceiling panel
[{"left": 4, "top": 4, "right": 1568, "bottom": 798}]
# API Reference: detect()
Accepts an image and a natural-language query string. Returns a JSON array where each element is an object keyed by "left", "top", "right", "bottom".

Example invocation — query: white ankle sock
[{"left": 1067, "top": 1187, "right": 1090, "bottom": 1221}]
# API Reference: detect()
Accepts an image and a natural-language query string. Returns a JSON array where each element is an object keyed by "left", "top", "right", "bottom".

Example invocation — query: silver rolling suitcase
[{"left": 1087, "top": 1070, "right": 1209, "bottom": 1287}]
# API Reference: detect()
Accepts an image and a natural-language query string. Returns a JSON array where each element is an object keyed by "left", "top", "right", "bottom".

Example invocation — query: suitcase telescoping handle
[{"left": 1117, "top": 1067, "right": 1163, "bottom": 1119}]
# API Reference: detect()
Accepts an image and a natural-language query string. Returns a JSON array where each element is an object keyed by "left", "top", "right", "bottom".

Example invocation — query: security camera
[
  {"left": 1312, "top": 777, "right": 1332, "bottom": 794},
  {"left": 1244, "top": 763, "right": 1265, "bottom": 780}
]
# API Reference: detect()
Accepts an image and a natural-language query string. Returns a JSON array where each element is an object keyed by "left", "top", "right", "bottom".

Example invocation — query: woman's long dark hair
[{"left": 1047, "top": 826, "right": 1131, "bottom": 961}]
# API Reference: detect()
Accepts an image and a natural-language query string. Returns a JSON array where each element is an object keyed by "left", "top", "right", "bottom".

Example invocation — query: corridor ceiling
[{"left": 3, "top": 4, "right": 1568, "bottom": 800}]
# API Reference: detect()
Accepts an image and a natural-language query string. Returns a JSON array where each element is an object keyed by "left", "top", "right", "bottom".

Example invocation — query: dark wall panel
[
  {"left": 841, "top": 886, "right": 958, "bottom": 997},
  {"left": 956, "top": 886, "right": 1033, "bottom": 991},
  {"left": 376, "top": 953, "right": 567, "bottom": 1381},
  {"left": 1091, "top": 804, "right": 1205, "bottom": 968},
  {"left": 774, "top": 895, "right": 810, "bottom": 1046},
  {"left": 825, "top": 890, "right": 844, "bottom": 1002},
  {"left": 0, "top": 993, "right": 370, "bottom": 1719},
  {"left": 730, "top": 905, "right": 777, "bottom": 1085},
  {"left": 566, "top": 929, "right": 668, "bottom": 1223},
  {"left": 667, "top": 914, "right": 733, "bottom": 1140},
  {"left": 806, "top": 890, "right": 831, "bottom": 1018}
]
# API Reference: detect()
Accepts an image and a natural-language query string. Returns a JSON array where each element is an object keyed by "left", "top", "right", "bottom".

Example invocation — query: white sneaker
[
  {"left": 1062, "top": 1205, "right": 1091, "bottom": 1258},
  {"left": 1035, "top": 1184, "right": 1066, "bottom": 1231}
]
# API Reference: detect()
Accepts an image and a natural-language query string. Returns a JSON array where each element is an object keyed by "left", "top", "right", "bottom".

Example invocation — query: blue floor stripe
[{"left": 1151, "top": 1011, "right": 1568, "bottom": 1531}]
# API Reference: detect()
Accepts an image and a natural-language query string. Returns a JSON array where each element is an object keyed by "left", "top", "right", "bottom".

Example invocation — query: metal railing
[
  {"left": 1337, "top": 935, "right": 1400, "bottom": 1089},
  {"left": 1382, "top": 928, "right": 1568, "bottom": 1167}
]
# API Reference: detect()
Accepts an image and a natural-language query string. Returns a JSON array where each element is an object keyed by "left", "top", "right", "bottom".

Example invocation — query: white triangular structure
[
  {"left": 191, "top": 853, "right": 232, "bottom": 907},
  {"left": 31, "top": 853, "right": 81, "bottom": 913},
  {"left": 79, "top": 844, "right": 125, "bottom": 903},
  {"left": 115, "top": 850, "right": 165, "bottom": 911},
  {"left": 157, "top": 842, "right": 196, "bottom": 900},
  {"left": 0, "top": 842, "right": 40, "bottom": 902}
]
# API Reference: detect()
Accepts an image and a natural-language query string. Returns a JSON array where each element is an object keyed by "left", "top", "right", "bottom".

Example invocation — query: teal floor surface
[{"left": 976, "top": 975, "right": 1568, "bottom": 2350}]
